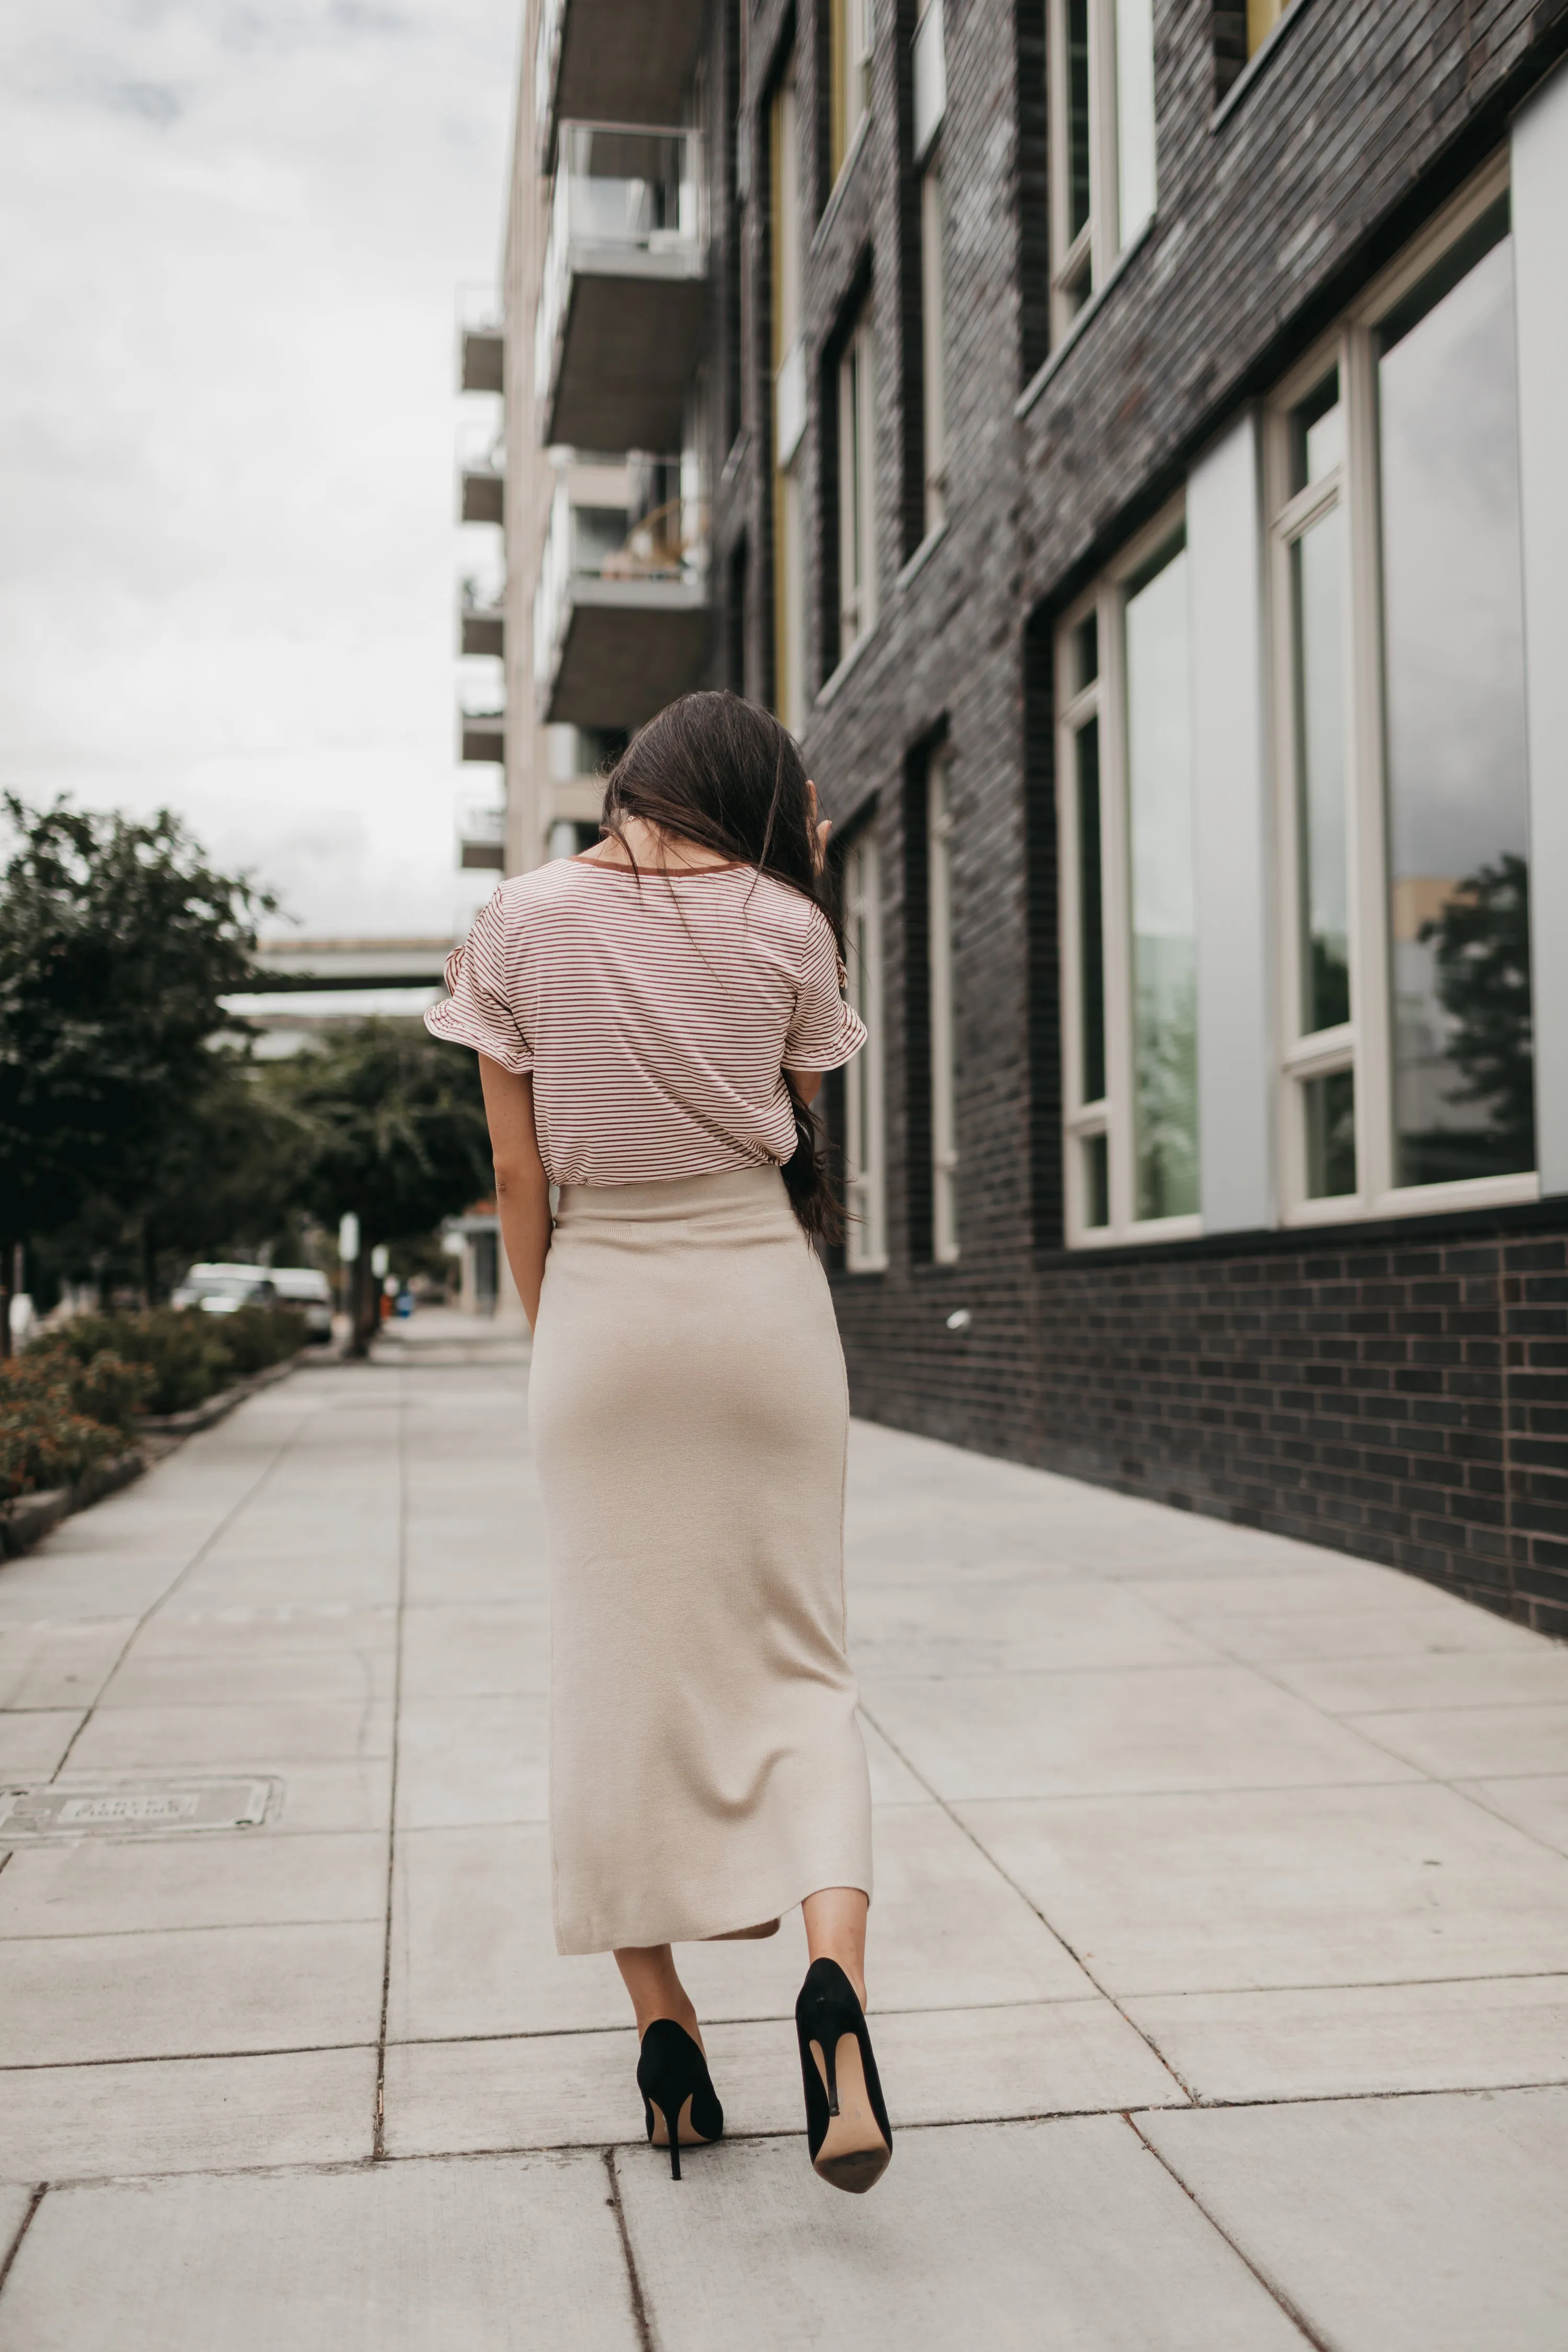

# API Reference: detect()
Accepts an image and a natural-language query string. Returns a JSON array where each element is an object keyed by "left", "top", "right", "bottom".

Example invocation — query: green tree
[
  {"left": 0, "top": 797, "right": 284, "bottom": 1313},
  {"left": 1419, "top": 850, "right": 1535, "bottom": 1174},
  {"left": 268, "top": 1021, "right": 493, "bottom": 1352}
]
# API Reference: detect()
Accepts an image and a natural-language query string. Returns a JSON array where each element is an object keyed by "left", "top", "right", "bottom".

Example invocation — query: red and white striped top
[{"left": 426, "top": 857, "right": 866, "bottom": 1187}]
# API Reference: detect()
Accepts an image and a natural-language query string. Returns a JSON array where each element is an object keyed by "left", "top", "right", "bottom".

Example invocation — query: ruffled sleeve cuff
[
  {"left": 423, "top": 895, "right": 534, "bottom": 1073},
  {"left": 783, "top": 907, "right": 868, "bottom": 1074}
]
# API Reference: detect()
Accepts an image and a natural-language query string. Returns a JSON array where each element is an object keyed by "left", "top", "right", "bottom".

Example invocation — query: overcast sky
[{"left": 0, "top": 0, "right": 517, "bottom": 942}]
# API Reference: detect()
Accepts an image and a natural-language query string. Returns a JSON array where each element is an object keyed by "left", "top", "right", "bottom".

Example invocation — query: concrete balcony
[
  {"left": 534, "top": 478, "right": 708, "bottom": 730},
  {"left": 458, "top": 422, "right": 505, "bottom": 526},
  {"left": 534, "top": 0, "right": 705, "bottom": 163},
  {"left": 459, "top": 581, "right": 504, "bottom": 660},
  {"left": 458, "top": 689, "right": 505, "bottom": 765},
  {"left": 458, "top": 805, "right": 506, "bottom": 872},
  {"left": 460, "top": 326, "right": 504, "bottom": 395},
  {"left": 534, "top": 124, "right": 706, "bottom": 453}
]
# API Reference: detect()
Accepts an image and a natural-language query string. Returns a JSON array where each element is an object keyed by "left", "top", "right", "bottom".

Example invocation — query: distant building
[{"left": 476, "top": 0, "right": 1568, "bottom": 1632}]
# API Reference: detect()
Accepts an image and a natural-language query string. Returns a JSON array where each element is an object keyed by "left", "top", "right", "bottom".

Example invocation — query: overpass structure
[{"left": 246, "top": 939, "right": 456, "bottom": 994}]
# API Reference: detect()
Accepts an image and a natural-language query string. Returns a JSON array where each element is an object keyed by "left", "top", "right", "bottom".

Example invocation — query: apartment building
[{"left": 473, "top": 0, "right": 1568, "bottom": 1631}]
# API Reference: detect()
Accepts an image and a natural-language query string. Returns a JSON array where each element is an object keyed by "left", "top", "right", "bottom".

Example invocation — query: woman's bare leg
[
  {"left": 614, "top": 1945, "right": 703, "bottom": 2046},
  {"left": 802, "top": 1886, "right": 869, "bottom": 2007}
]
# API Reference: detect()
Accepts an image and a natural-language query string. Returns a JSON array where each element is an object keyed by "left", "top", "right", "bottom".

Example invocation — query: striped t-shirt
[{"left": 425, "top": 857, "right": 867, "bottom": 1187}]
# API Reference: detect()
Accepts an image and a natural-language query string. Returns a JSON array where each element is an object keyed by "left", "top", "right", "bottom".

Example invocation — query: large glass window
[
  {"left": 1378, "top": 214, "right": 1533, "bottom": 1187},
  {"left": 1124, "top": 540, "right": 1197, "bottom": 1221},
  {"left": 919, "top": 160, "right": 947, "bottom": 541},
  {"left": 1057, "top": 513, "right": 1198, "bottom": 1243},
  {"left": 1267, "top": 167, "right": 1535, "bottom": 1220},
  {"left": 844, "top": 825, "right": 888, "bottom": 1271},
  {"left": 1046, "top": 0, "right": 1157, "bottom": 343}
]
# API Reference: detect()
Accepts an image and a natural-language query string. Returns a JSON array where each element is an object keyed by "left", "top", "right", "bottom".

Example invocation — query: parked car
[
  {"left": 267, "top": 1266, "right": 335, "bottom": 1344},
  {"left": 170, "top": 1263, "right": 279, "bottom": 1316}
]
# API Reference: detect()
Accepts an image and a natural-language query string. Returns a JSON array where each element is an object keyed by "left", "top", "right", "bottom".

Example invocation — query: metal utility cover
[{"left": 0, "top": 1779, "right": 279, "bottom": 1840}]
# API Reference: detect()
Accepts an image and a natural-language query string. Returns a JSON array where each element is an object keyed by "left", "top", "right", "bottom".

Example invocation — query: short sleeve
[
  {"left": 423, "top": 890, "right": 533, "bottom": 1073},
  {"left": 783, "top": 906, "right": 867, "bottom": 1074}
]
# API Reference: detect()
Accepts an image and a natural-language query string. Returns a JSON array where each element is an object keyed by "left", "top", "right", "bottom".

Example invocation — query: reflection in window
[
  {"left": 1124, "top": 539, "right": 1197, "bottom": 1221},
  {"left": 1304, "top": 1069, "right": 1357, "bottom": 1199},
  {"left": 1075, "top": 718, "right": 1105, "bottom": 1104},
  {"left": 1083, "top": 1133, "right": 1110, "bottom": 1228},
  {"left": 837, "top": 310, "right": 878, "bottom": 661},
  {"left": 1247, "top": 0, "right": 1295, "bottom": 57},
  {"left": 1292, "top": 505, "right": 1349, "bottom": 1035},
  {"left": 844, "top": 827, "right": 887, "bottom": 1271},
  {"left": 1378, "top": 207, "right": 1534, "bottom": 1186},
  {"left": 927, "top": 750, "right": 959, "bottom": 1263}
]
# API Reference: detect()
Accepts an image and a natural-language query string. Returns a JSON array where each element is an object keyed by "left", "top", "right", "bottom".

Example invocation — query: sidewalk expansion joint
[
  {"left": 0, "top": 2185, "right": 46, "bottom": 2306},
  {"left": 1124, "top": 2112, "right": 1336, "bottom": 2351},
  {"left": 603, "top": 2148, "right": 656, "bottom": 2352}
]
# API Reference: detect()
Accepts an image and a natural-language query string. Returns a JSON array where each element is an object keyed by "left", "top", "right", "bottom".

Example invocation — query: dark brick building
[{"left": 497, "top": 0, "right": 1568, "bottom": 1630}]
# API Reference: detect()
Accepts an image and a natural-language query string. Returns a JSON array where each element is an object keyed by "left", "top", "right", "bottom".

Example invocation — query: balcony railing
[
  {"left": 458, "top": 421, "right": 505, "bottom": 527},
  {"left": 535, "top": 122, "right": 706, "bottom": 451},
  {"left": 534, "top": 0, "right": 706, "bottom": 166},
  {"left": 458, "top": 805, "right": 506, "bottom": 872},
  {"left": 458, "top": 682, "right": 505, "bottom": 765},
  {"left": 459, "top": 577, "right": 505, "bottom": 660},
  {"left": 534, "top": 478, "right": 708, "bottom": 729}
]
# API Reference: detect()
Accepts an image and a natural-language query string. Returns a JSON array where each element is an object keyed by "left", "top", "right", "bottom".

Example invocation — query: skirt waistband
[{"left": 554, "top": 1164, "right": 789, "bottom": 1227}]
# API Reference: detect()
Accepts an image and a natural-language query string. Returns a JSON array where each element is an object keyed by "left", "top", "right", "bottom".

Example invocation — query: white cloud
[{"left": 0, "top": 0, "right": 517, "bottom": 938}]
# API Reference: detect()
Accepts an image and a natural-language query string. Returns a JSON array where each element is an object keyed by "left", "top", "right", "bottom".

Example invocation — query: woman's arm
[
  {"left": 479, "top": 1055, "right": 551, "bottom": 1331},
  {"left": 785, "top": 1068, "right": 823, "bottom": 1107}
]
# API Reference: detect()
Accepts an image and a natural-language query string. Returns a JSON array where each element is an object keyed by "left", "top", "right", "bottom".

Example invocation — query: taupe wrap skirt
[{"left": 528, "top": 1165, "right": 873, "bottom": 1955}]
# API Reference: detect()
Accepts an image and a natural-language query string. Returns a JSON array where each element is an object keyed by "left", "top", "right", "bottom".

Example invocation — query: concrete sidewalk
[{"left": 1, "top": 1325, "right": 1566, "bottom": 2349}]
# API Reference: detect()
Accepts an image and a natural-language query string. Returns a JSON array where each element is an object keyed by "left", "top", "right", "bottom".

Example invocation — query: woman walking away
[{"left": 426, "top": 690, "right": 892, "bottom": 2194}]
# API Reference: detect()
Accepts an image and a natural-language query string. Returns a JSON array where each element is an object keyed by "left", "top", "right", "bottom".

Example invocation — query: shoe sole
[{"left": 809, "top": 2032, "right": 892, "bottom": 2195}]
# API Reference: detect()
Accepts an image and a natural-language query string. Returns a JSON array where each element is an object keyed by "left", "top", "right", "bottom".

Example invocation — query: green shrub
[
  {"left": 32, "top": 1302, "right": 307, "bottom": 1415},
  {"left": 212, "top": 1302, "right": 308, "bottom": 1377},
  {"left": 22, "top": 1339, "right": 153, "bottom": 1435},
  {"left": 0, "top": 1356, "right": 121, "bottom": 1504},
  {"left": 42, "top": 1309, "right": 230, "bottom": 1415}
]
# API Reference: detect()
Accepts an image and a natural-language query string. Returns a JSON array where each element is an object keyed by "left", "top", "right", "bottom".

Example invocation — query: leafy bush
[
  {"left": 41, "top": 1309, "right": 230, "bottom": 1416},
  {"left": 0, "top": 1355, "right": 122, "bottom": 1504},
  {"left": 34, "top": 1302, "right": 305, "bottom": 1415},
  {"left": 22, "top": 1336, "right": 153, "bottom": 1434},
  {"left": 212, "top": 1302, "right": 308, "bottom": 1378}
]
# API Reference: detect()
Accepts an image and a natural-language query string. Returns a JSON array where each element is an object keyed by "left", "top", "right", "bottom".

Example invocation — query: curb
[
  {"left": 0, "top": 1352, "right": 308, "bottom": 1565},
  {"left": 0, "top": 1451, "right": 146, "bottom": 1561},
  {"left": 132, "top": 1350, "right": 306, "bottom": 1438}
]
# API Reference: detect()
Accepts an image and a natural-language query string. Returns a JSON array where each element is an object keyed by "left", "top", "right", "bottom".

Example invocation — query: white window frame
[
  {"left": 1267, "top": 151, "right": 1538, "bottom": 1227},
  {"left": 771, "top": 65, "right": 807, "bottom": 733},
  {"left": 919, "top": 158, "right": 947, "bottom": 541},
  {"left": 837, "top": 310, "right": 879, "bottom": 659},
  {"left": 1046, "top": 0, "right": 1157, "bottom": 347},
  {"left": 831, "top": 0, "right": 874, "bottom": 187},
  {"left": 927, "top": 744, "right": 960, "bottom": 1262},
  {"left": 1057, "top": 500, "right": 1199, "bottom": 1248},
  {"left": 844, "top": 825, "right": 889, "bottom": 1271}
]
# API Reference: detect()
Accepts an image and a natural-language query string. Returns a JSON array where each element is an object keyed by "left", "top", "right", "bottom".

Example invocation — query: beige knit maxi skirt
[{"left": 527, "top": 1165, "right": 872, "bottom": 1956}]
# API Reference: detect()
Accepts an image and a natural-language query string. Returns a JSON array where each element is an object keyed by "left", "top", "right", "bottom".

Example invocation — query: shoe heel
[{"left": 635, "top": 2020, "right": 723, "bottom": 2184}]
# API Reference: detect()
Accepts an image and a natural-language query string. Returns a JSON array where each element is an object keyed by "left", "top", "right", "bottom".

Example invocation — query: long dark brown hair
[{"left": 600, "top": 690, "right": 843, "bottom": 1241}]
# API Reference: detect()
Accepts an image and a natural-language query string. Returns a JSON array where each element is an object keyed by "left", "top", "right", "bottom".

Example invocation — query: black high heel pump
[
  {"left": 794, "top": 1957, "right": 893, "bottom": 2194},
  {"left": 636, "top": 2019, "right": 723, "bottom": 2181}
]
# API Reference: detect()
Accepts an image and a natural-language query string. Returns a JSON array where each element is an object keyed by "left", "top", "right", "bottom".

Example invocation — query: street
[{"left": 1, "top": 1319, "right": 1566, "bottom": 2349}]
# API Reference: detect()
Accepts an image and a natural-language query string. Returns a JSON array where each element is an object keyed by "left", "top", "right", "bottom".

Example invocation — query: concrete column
[
  {"left": 1188, "top": 407, "right": 1274, "bottom": 1232},
  {"left": 1513, "top": 61, "right": 1568, "bottom": 1198}
]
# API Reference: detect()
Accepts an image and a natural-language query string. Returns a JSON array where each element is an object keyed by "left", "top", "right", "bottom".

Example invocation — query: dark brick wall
[{"left": 696, "top": 0, "right": 1568, "bottom": 1631}]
